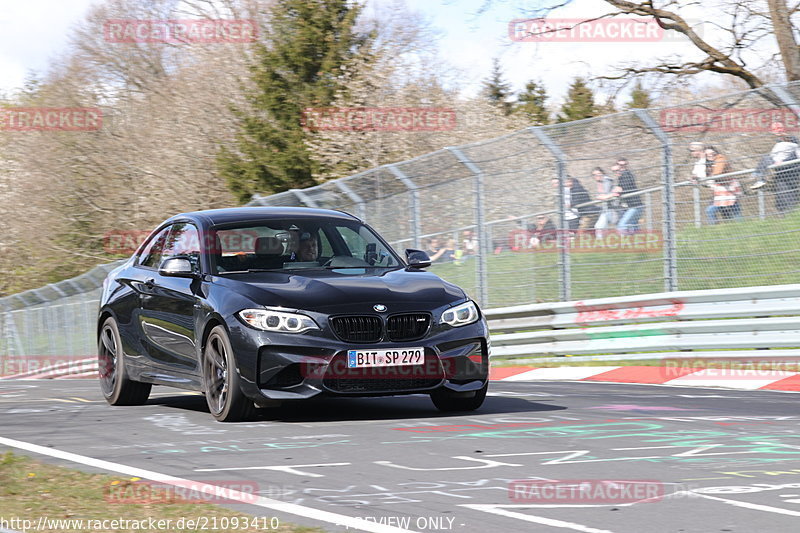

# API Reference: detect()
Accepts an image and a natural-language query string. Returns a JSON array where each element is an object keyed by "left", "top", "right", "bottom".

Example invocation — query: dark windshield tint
[{"left": 210, "top": 219, "right": 401, "bottom": 274}]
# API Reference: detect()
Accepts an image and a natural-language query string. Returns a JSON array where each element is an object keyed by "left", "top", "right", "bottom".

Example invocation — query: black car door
[{"left": 137, "top": 222, "right": 202, "bottom": 372}]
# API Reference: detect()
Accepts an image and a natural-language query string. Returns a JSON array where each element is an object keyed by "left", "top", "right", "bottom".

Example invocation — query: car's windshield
[{"left": 210, "top": 218, "right": 402, "bottom": 274}]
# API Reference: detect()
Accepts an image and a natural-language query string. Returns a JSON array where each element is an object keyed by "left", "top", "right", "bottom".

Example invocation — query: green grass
[
  {"left": 430, "top": 209, "right": 800, "bottom": 307},
  {"left": 0, "top": 451, "right": 320, "bottom": 533}
]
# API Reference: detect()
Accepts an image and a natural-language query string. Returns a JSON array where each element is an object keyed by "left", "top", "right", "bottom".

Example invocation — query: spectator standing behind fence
[
  {"left": 591, "top": 167, "right": 618, "bottom": 237},
  {"left": 752, "top": 121, "right": 800, "bottom": 195},
  {"left": 425, "top": 237, "right": 448, "bottom": 263},
  {"left": 612, "top": 158, "right": 643, "bottom": 234},
  {"left": 529, "top": 214, "right": 557, "bottom": 248},
  {"left": 461, "top": 230, "right": 478, "bottom": 256},
  {"left": 700, "top": 146, "right": 743, "bottom": 224},
  {"left": 689, "top": 141, "right": 707, "bottom": 182},
  {"left": 770, "top": 140, "right": 800, "bottom": 212},
  {"left": 552, "top": 177, "right": 577, "bottom": 230},
  {"left": 442, "top": 238, "right": 457, "bottom": 262},
  {"left": 552, "top": 177, "right": 595, "bottom": 230}
]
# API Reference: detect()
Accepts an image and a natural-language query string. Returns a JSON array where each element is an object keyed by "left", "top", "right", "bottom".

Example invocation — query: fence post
[
  {"left": 693, "top": 187, "right": 702, "bottom": 227},
  {"left": 634, "top": 109, "right": 678, "bottom": 292},
  {"left": 2, "top": 306, "right": 25, "bottom": 356},
  {"left": 335, "top": 180, "right": 367, "bottom": 222},
  {"left": 387, "top": 165, "right": 422, "bottom": 250},
  {"left": 529, "top": 127, "right": 570, "bottom": 302},
  {"left": 446, "top": 147, "right": 489, "bottom": 308},
  {"left": 290, "top": 188, "right": 319, "bottom": 208},
  {"left": 768, "top": 85, "right": 800, "bottom": 118}
]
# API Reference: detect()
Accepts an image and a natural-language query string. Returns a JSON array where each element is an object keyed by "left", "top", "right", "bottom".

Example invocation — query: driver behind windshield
[{"left": 295, "top": 231, "right": 319, "bottom": 262}]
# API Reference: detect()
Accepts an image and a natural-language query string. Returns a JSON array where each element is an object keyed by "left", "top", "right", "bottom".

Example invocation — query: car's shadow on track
[{"left": 146, "top": 392, "right": 567, "bottom": 423}]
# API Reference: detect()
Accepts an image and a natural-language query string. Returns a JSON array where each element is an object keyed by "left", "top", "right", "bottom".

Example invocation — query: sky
[{"left": 0, "top": 0, "right": 710, "bottom": 104}]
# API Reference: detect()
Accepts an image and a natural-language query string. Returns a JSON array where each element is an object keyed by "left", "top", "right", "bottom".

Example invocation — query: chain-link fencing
[
  {"left": 252, "top": 82, "right": 800, "bottom": 307},
  {"left": 4, "top": 82, "right": 800, "bottom": 359},
  {"left": 0, "top": 262, "right": 122, "bottom": 359}
]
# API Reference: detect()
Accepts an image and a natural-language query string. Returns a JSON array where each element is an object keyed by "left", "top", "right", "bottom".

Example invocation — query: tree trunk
[{"left": 767, "top": 0, "right": 800, "bottom": 81}]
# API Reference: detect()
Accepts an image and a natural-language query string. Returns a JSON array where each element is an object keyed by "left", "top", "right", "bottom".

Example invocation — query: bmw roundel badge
[{"left": 373, "top": 304, "right": 387, "bottom": 312}]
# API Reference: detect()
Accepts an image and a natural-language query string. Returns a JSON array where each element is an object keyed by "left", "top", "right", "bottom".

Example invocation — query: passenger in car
[{"left": 296, "top": 232, "right": 320, "bottom": 262}]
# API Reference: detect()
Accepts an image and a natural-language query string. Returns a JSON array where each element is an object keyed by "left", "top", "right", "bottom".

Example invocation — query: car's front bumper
[{"left": 226, "top": 318, "right": 490, "bottom": 404}]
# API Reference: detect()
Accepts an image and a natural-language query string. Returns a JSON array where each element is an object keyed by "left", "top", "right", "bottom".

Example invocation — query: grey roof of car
[{"left": 168, "top": 207, "right": 360, "bottom": 226}]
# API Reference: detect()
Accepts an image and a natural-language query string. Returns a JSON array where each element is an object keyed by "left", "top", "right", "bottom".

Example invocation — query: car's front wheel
[
  {"left": 202, "top": 325, "right": 254, "bottom": 422},
  {"left": 430, "top": 383, "right": 488, "bottom": 412},
  {"left": 98, "top": 317, "right": 151, "bottom": 405}
]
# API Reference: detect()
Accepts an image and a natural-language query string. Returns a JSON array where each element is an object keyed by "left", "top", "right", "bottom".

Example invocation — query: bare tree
[
  {"left": 504, "top": 0, "right": 800, "bottom": 89},
  {"left": 1, "top": 0, "right": 264, "bottom": 294},
  {"left": 306, "top": 1, "right": 529, "bottom": 181}
]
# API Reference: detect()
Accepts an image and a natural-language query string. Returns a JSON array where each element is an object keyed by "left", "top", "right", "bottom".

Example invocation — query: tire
[
  {"left": 98, "top": 317, "right": 151, "bottom": 406},
  {"left": 431, "top": 383, "right": 488, "bottom": 412},
  {"left": 202, "top": 325, "right": 254, "bottom": 422}
]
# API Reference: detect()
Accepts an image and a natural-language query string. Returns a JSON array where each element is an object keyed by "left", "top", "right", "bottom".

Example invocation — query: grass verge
[{"left": 0, "top": 451, "right": 320, "bottom": 533}]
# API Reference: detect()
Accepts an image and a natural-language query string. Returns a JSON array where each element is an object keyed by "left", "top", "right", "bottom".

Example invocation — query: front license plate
[{"left": 347, "top": 348, "right": 424, "bottom": 368}]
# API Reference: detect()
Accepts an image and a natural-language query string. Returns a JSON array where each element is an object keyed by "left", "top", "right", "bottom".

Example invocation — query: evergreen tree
[
  {"left": 626, "top": 79, "right": 653, "bottom": 109},
  {"left": 482, "top": 58, "right": 513, "bottom": 116},
  {"left": 514, "top": 80, "right": 550, "bottom": 125},
  {"left": 557, "top": 77, "right": 597, "bottom": 123},
  {"left": 217, "top": 0, "right": 372, "bottom": 203}
]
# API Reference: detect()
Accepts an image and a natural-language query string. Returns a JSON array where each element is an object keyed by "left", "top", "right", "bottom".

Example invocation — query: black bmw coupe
[{"left": 98, "top": 207, "right": 490, "bottom": 421}]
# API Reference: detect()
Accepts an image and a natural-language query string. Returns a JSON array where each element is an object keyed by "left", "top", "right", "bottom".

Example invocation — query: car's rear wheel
[
  {"left": 430, "top": 383, "right": 488, "bottom": 412},
  {"left": 202, "top": 325, "right": 254, "bottom": 422},
  {"left": 98, "top": 317, "right": 151, "bottom": 405}
]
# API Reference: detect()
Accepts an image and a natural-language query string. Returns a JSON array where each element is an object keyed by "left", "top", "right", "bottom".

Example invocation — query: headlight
[
  {"left": 441, "top": 301, "right": 479, "bottom": 327},
  {"left": 238, "top": 308, "right": 319, "bottom": 333}
]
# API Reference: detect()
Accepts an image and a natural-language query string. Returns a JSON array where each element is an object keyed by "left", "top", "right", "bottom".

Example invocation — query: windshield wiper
[{"left": 217, "top": 268, "right": 283, "bottom": 274}]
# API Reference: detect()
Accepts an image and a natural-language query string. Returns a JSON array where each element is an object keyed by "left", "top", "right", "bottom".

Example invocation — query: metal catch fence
[
  {"left": 251, "top": 82, "right": 800, "bottom": 309},
  {"left": 5, "top": 83, "right": 800, "bottom": 359}
]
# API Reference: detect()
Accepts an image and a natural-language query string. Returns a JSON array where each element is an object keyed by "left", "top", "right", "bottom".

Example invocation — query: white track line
[
  {"left": 0, "top": 436, "right": 416, "bottom": 533},
  {"left": 690, "top": 492, "right": 800, "bottom": 517},
  {"left": 461, "top": 504, "right": 615, "bottom": 532}
]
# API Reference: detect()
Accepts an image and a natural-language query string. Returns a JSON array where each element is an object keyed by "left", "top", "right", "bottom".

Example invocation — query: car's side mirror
[
  {"left": 405, "top": 249, "right": 431, "bottom": 268},
  {"left": 159, "top": 256, "right": 197, "bottom": 278},
  {"left": 365, "top": 243, "right": 378, "bottom": 265}
]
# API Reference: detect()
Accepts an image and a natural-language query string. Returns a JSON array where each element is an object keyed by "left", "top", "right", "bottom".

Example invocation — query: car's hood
[{"left": 214, "top": 268, "right": 466, "bottom": 314}]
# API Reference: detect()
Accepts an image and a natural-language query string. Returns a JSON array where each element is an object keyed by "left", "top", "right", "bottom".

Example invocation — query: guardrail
[
  {"left": 485, "top": 284, "right": 800, "bottom": 362},
  {"left": 3, "top": 284, "right": 799, "bottom": 379}
]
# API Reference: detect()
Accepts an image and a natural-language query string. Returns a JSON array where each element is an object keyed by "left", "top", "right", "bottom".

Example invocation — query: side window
[
  {"left": 163, "top": 223, "right": 201, "bottom": 271},
  {"left": 138, "top": 226, "right": 172, "bottom": 269},
  {"left": 317, "top": 229, "right": 333, "bottom": 258},
  {"left": 337, "top": 225, "right": 398, "bottom": 266},
  {"left": 339, "top": 226, "right": 366, "bottom": 257}
]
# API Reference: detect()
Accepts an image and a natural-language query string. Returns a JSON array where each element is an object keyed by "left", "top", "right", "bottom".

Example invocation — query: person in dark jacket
[
  {"left": 552, "top": 177, "right": 597, "bottom": 231},
  {"left": 612, "top": 158, "right": 643, "bottom": 234},
  {"left": 568, "top": 177, "right": 598, "bottom": 229},
  {"left": 529, "top": 214, "right": 557, "bottom": 247}
]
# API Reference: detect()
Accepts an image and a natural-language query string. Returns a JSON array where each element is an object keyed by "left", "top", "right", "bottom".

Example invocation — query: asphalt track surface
[{"left": 1, "top": 379, "right": 800, "bottom": 533}]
